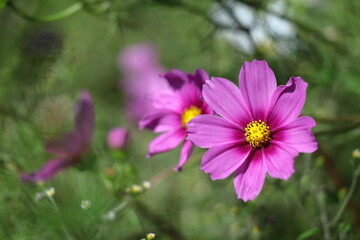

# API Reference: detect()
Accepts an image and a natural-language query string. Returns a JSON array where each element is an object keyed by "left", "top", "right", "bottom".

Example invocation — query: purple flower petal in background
[
  {"left": 19, "top": 158, "right": 73, "bottom": 182},
  {"left": 107, "top": 127, "right": 129, "bottom": 150},
  {"left": 20, "top": 91, "right": 94, "bottom": 182},
  {"left": 140, "top": 69, "right": 214, "bottom": 171},
  {"left": 119, "top": 44, "right": 169, "bottom": 122},
  {"left": 187, "top": 60, "right": 317, "bottom": 201}
]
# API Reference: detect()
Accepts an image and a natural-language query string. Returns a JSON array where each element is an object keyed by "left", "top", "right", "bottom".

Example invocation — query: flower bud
[
  {"left": 146, "top": 233, "right": 155, "bottom": 239},
  {"left": 45, "top": 187, "right": 55, "bottom": 197},
  {"left": 81, "top": 200, "right": 91, "bottom": 209},
  {"left": 352, "top": 148, "right": 360, "bottom": 158},
  {"left": 107, "top": 127, "right": 129, "bottom": 150}
]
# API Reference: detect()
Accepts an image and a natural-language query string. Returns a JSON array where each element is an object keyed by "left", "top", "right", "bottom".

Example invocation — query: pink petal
[
  {"left": 188, "top": 69, "right": 209, "bottom": 88},
  {"left": 201, "top": 141, "right": 252, "bottom": 180},
  {"left": 179, "top": 69, "right": 209, "bottom": 107},
  {"left": 162, "top": 68, "right": 209, "bottom": 91},
  {"left": 118, "top": 44, "right": 159, "bottom": 73},
  {"left": 119, "top": 45, "right": 167, "bottom": 122},
  {"left": 74, "top": 91, "right": 95, "bottom": 146},
  {"left": 139, "top": 109, "right": 180, "bottom": 133},
  {"left": 45, "top": 91, "right": 94, "bottom": 157},
  {"left": 202, "top": 77, "right": 251, "bottom": 127},
  {"left": 174, "top": 140, "right": 194, "bottom": 171},
  {"left": 45, "top": 132, "right": 82, "bottom": 157},
  {"left": 266, "top": 77, "right": 308, "bottom": 128},
  {"left": 272, "top": 116, "right": 317, "bottom": 153},
  {"left": 176, "top": 81, "right": 203, "bottom": 108},
  {"left": 147, "top": 128, "right": 186, "bottom": 157},
  {"left": 151, "top": 89, "right": 183, "bottom": 113},
  {"left": 201, "top": 102, "right": 214, "bottom": 115},
  {"left": 186, "top": 114, "right": 243, "bottom": 148},
  {"left": 263, "top": 142, "right": 298, "bottom": 180},
  {"left": 20, "top": 158, "right": 73, "bottom": 182},
  {"left": 233, "top": 150, "right": 267, "bottom": 201},
  {"left": 161, "top": 69, "right": 188, "bottom": 90},
  {"left": 238, "top": 60, "right": 277, "bottom": 120}
]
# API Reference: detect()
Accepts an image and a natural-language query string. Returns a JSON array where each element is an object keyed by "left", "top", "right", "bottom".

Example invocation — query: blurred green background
[{"left": 1, "top": 0, "right": 360, "bottom": 239}]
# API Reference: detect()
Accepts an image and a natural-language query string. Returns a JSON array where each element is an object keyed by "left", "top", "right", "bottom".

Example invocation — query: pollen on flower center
[
  {"left": 245, "top": 120, "right": 272, "bottom": 148},
  {"left": 181, "top": 106, "right": 202, "bottom": 128}
]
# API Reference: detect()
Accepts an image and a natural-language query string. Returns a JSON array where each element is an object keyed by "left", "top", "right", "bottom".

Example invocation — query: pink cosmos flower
[
  {"left": 186, "top": 60, "right": 317, "bottom": 201},
  {"left": 139, "top": 69, "right": 214, "bottom": 171},
  {"left": 119, "top": 44, "right": 168, "bottom": 122},
  {"left": 20, "top": 91, "right": 94, "bottom": 182}
]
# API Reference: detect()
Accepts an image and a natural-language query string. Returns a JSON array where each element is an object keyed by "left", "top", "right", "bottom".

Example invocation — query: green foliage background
[{"left": 0, "top": 0, "right": 360, "bottom": 239}]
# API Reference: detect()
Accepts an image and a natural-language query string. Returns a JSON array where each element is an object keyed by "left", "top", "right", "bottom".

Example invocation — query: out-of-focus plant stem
[
  {"left": 312, "top": 115, "right": 360, "bottom": 136},
  {"left": 101, "top": 153, "right": 203, "bottom": 226},
  {"left": 315, "top": 189, "right": 331, "bottom": 240},
  {"left": 149, "top": 152, "right": 203, "bottom": 187},
  {"left": 315, "top": 122, "right": 360, "bottom": 136},
  {"left": 239, "top": 1, "right": 347, "bottom": 54},
  {"left": 7, "top": 1, "right": 83, "bottom": 22},
  {"left": 48, "top": 196, "right": 73, "bottom": 240},
  {"left": 216, "top": 0, "right": 259, "bottom": 53},
  {"left": 316, "top": 145, "right": 360, "bottom": 233},
  {"left": 132, "top": 200, "right": 186, "bottom": 240},
  {"left": 314, "top": 115, "right": 360, "bottom": 124},
  {"left": 111, "top": 198, "right": 129, "bottom": 213},
  {"left": 330, "top": 163, "right": 360, "bottom": 228}
]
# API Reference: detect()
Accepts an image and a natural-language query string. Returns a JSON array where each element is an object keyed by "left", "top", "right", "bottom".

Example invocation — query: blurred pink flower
[
  {"left": 119, "top": 44, "right": 168, "bottom": 122},
  {"left": 107, "top": 127, "right": 129, "bottom": 150},
  {"left": 140, "top": 69, "right": 213, "bottom": 171},
  {"left": 20, "top": 91, "right": 94, "bottom": 182},
  {"left": 187, "top": 60, "right": 317, "bottom": 201}
]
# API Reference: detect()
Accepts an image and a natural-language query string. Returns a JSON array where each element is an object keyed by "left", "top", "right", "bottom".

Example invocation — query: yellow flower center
[
  {"left": 181, "top": 106, "right": 202, "bottom": 128},
  {"left": 245, "top": 120, "right": 272, "bottom": 148}
]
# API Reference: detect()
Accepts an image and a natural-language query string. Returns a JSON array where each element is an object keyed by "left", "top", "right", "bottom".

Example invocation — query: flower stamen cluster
[
  {"left": 181, "top": 106, "right": 202, "bottom": 128},
  {"left": 245, "top": 120, "right": 271, "bottom": 148}
]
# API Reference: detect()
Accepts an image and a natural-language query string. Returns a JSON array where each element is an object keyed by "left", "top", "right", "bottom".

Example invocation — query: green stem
[
  {"left": 315, "top": 122, "right": 360, "bottom": 136},
  {"left": 314, "top": 115, "right": 360, "bottom": 124},
  {"left": 240, "top": 1, "right": 347, "bottom": 54},
  {"left": 109, "top": 198, "right": 129, "bottom": 215},
  {"left": 48, "top": 196, "right": 73, "bottom": 240},
  {"left": 8, "top": 1, "right": 83, "bottom": 22},
  {"left": 102, "top": 152, "right": 203, "bottom": 220},
  {"left": 330, "top": 163, "right": 360, "bottom": 227},
  {"left": 315, "top": 189, "right": 331, "bottom": 240},
  {"left": 149, "top": 152, "right": 203, "bottom": 187}
]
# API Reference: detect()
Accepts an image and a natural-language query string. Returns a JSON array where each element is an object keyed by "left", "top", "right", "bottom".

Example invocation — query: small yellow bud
[
  {"left": 353, "top": 149, "right": 360, "bottom": 158},
  {"left": 142, "top": 181, "right": 151, "bottom": 190},
  {"left": 45, "top": 187, "right": 55, "bottom": 197},
  {"left": 131, "top": 184, "right": 143, "bottom": 193},
  {"left": 338, "top": 188, "right": 347, "bottom": 200},
  {"left": 81, "top": 200, "right": 91, "bottom": 209},
  {"left": 146, "top": 233, "right": 155, "bottom": 239},
  {"left": 252, "top": 226, "right": 260, "bottom": 234}
]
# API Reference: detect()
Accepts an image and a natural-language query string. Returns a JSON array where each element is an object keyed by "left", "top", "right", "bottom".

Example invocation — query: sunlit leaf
[{"left": 296, "top": 228, "right": 320, "bottom": 240}]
